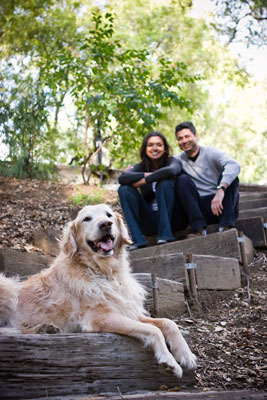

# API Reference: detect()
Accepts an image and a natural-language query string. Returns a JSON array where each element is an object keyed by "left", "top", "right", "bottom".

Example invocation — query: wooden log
[
  {"left": 238, "top": 198, "right": 267, "bottom": 210},
  {"left": 25, "top": 389, "right": 267, "bottom": 400},
  {"left": 129, "top": 229, "right": 241, "bottom": 262},
  {"left": 237, "top": 217, "right": 266, "bottom": 248},
  {"left": 238, "top": 207, "right": 267, "bottom": 220},
  {"left": 33, "top": 228, "right": 61, "bottom": 256},
  {"left": 131, "top": 253, "right": 186, "bottom": 283},
  {"left": 0, "top": 333, "right": 194, "bottom": 400},
  {"left": 132, "top": 252, "right": 242, "bottom": 291},
  {"left": 239, "top": 191, "right": 267, "bottom": 201},
  {"left": 191, "top": 254, "right": 241, "bottom": 290},
  {"left": 134, "top": 273, "right": 185, "bottom": 317},
  {"left": 0, "top": 249, "right": 53, "bottom": 277},
  {"left": 207, "top": 217, "right": 267, "bottom": 248},
  {"left": 239, "top": 183, "right": 267, "bottom": 192}
]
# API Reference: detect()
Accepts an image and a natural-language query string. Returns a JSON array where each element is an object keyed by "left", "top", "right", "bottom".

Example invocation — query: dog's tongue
[{"left": 98, "top": 239, "right": 113, "bottom": 251}]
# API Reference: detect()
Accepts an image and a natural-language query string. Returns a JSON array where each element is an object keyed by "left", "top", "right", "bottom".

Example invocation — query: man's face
[{"left": 176, "top": 128, "right": 199, "bottom": 155}]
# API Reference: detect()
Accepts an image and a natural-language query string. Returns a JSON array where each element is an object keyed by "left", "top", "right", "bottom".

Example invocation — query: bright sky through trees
[{"left": 191, "top": 0, "right": 267, "bottom": 79}]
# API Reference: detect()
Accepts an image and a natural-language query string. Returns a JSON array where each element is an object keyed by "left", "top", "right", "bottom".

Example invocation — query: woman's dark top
[{"left": 118, "top": 156, "right": 182, "bottom": 204}]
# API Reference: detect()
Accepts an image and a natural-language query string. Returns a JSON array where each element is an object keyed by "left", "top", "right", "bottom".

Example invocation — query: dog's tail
[{"left": 0, "top": 273, "right": 20, "bottom": 327}]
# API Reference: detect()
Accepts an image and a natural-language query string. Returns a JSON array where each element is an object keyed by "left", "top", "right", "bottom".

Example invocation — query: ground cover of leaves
[{"left": 0, "top": 176, "right": 266, "bottom": 393}]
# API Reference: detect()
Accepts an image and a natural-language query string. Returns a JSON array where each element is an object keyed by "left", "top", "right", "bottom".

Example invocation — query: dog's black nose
[{"left": 99, "top": 220, "right": 113, "bottom": 231}]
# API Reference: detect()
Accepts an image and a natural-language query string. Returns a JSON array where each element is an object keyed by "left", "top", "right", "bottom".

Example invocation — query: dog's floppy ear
[
  {"left": 115, "top": 212, "right": 132, "bottom": 245},
  {"left": 61, "top": 222, "right": 77, "bottom": 258}
]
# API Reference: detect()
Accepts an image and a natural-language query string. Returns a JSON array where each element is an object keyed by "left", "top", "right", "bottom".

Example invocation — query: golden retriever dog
[{"left": 0, "top": 204, "right": 196, "bottom": 378}]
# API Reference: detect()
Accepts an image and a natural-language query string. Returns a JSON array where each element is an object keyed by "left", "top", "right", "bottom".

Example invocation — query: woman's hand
[{"left": 132, "top": 172, "right": 152, "bottom": 188}]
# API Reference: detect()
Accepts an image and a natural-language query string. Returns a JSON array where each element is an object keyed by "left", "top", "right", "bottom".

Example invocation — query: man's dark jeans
[{"left": 175, "top": 174, "right": 239, "bottom": 231}]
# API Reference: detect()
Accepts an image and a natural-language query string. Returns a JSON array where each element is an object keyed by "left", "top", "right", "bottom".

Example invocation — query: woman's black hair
[{"left": 140, "top": 131, "right": 172, "bottom": 171}]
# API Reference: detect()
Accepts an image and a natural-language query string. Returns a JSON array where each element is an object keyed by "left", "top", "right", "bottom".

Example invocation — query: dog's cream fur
[{"left": 0, "top": 204, "right": 196, "bottom": 378}]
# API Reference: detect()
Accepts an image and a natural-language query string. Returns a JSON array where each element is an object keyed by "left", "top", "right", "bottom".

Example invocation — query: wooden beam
[
  {"left": 129, "top": 229, "right": 241, "bottom": 262},
  {"left": 238, "top": 207, "right": 267, "bottom": 220},
  {"left": 239, "top": 191, "right": 267, "bottom": 201},
  {"left": 0, "top": 333, "right": 195, "bottom": 400},
  {"left": 207, "top": 217, "right": 266, "bottom": 248},
  {"left": 0, "top": 249, "right": 53, "bottom": 277},
  {"left": 33, "top": 228, "right": 61, "bottom": 256},
  {"left": 239, "top": 183, "right": 267, "bottom": 192},
  {"left": 239, "top": 198, "right": 267, "bottom": 210},
  {"left": 134, "top": 273, "right": 185, "bottom": 317},
  {"left": 192, "top": 254, "right": 241, "bottom": 290},
  {"left": 131, "top": 253, "right": 186, "bottom": 283}
]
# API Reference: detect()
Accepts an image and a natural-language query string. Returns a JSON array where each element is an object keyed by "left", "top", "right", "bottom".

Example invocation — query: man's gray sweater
[{"left": 175, "top": 146, "right": 241, "bottom": 197}]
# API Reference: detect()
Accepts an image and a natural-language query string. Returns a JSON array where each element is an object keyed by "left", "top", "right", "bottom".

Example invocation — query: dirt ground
[{"left": 0, "top": 176, "right": 266, "bottom": 393}]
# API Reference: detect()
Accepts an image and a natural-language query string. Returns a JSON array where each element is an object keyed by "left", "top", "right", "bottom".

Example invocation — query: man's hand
[
  {"left": 211, "top": 190, "right": 224, "bottom": 216},
  {"left": 211, "top": 183, "right": 228, "bottom": 216}
]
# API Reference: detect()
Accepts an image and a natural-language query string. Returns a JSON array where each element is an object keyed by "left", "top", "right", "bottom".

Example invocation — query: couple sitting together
[{"left": 118, "top": 121, "right": 240, "bottom": 251}]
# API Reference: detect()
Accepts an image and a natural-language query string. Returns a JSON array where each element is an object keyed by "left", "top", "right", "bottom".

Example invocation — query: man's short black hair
[{"left": 175, "top": 121, "right": 196, "bottom": 136}]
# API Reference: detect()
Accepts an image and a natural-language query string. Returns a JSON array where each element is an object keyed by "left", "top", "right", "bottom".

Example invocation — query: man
[{"left": 174, "top": 121, "right": 240, "bottom": 236}]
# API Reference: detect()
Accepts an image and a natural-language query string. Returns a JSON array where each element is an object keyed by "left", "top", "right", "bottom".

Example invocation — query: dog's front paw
[
  {"left": 178, "top": 349, "right": 197, "bottom": 370},
  {"left": 158, "top": 352, "right": 183, "bottom": 378},
  {"left": 36, "top": 324, "right": 61, "bottom": 334},
  {"left": 159, "top": 361, "right": 183, "bottom": 378}
]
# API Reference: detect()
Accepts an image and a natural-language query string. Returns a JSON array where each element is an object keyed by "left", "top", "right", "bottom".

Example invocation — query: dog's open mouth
[{"left": 87, "top": 234, "right": 114, "bottom": 255}]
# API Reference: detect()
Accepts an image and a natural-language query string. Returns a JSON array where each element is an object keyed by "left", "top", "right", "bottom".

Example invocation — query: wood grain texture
[
  {"left": 0, "top": 333, "right": 195, "bottom": 400},
  {"left": 0, "top": 248, "right": 53, "bottom": 277},
  {"left": 131, "top": 253, "right": 186, "bottom": 283},
  {"left": 134, "top": 273, "right": 185, "bottom": 317},
  {"left": 129, "top": 230, "right": 241, "bottom": 262},
  {"left": 192, "top": 255, "right": 241, "bottom": 290}
]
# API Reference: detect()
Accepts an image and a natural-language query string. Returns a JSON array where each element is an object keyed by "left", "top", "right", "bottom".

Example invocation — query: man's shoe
[{"left": 187, "top": 229, "right": 207, "bottom": 239}]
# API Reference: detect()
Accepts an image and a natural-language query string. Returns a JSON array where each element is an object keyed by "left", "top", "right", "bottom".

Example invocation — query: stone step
[{"left": 0, "top": 332, "right": 195, "bottom": 400}]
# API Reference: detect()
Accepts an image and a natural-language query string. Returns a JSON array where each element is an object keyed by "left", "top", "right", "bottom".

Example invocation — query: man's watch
[{"left": 216, "top": 184, "right": 226, "bottom": 193}]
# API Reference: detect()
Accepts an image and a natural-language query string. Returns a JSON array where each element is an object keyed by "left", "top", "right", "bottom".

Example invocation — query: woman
[{"left": 118, "top": 131, "right": 186, "bottom": 250}]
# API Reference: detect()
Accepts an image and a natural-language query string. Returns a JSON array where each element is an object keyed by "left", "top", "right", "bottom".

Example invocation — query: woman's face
[{"left": 145, "top": 136, "right": 165, "bottom": 161}]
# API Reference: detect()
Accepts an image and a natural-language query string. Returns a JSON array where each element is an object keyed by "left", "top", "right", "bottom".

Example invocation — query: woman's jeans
[
  {"left": 175, "top": 174, "right": 239, "bottom": 231},
  {"left": 118, "top": 179, "right": 187, "bottom": 246}
]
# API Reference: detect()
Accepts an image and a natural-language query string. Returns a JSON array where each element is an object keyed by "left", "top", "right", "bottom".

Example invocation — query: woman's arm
[
  {"left": 145, "top": 157, "right": 182, "bottom": 183},
  {"left": 118, "top": 163, "right": 145, "bottom": 185}
]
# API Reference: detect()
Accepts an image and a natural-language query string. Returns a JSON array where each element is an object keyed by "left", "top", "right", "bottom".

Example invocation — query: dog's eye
[
  {"left": 106, "top": 212, "right": 112, "bottom": 218},
  {"left": 83, "top": 216, "right": 92, "bottom": 222}
]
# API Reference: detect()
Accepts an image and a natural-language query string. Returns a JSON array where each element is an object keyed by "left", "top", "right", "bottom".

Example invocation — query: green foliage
[
  {"left": 0, "top": 0, "right": 265, "bottom": 184},
  {"left": 40, "top": 11, "right": 200, "bottom": 171},
  {"left": 69, "top": 190, "right": 104, "bottom": 206},
  {"left": 0, "top": 0, "right": 81, "bottom": 58},
  {"left": 0, "top": 65, "right": 59, "bottom": 179}
]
